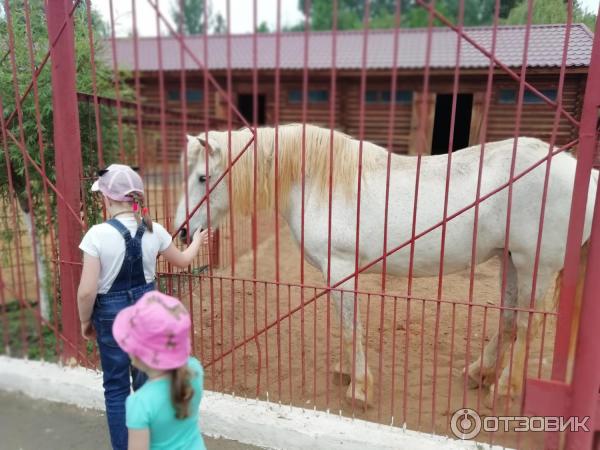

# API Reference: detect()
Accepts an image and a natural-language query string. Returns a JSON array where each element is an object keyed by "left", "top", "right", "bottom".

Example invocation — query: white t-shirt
[{"left": 79, "top": 216, "right": 173, "bottom": 294}]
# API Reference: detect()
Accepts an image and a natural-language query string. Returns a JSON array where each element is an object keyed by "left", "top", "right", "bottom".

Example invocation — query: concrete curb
[{"left": 0, "top": 356, "right": 503, "bottom": 450}]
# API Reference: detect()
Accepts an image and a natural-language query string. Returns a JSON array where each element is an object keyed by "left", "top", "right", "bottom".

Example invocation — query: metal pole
[
  {"left": 46, "top": 0, "right": 83, "bottom": 363},
  {"left": 566, "top": 183, "right": 600, "bottom": 450},
  {"left": 564, "top": 9, "right": 600, "bottom": 450},
  {"left": 552, "top": 11, "right": 600, "bottom": 384}
]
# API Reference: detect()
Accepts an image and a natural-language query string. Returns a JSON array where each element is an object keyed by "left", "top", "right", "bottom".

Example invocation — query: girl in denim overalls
[{"left": 77, "top": 164, "right": 208, "bottom": 450}]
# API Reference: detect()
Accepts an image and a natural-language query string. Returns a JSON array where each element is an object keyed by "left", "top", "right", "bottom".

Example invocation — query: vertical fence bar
[
  {"left": 467, "top": 0, "right": 500, "bottom": 416},
  {"left": 274, "top": 0, "right": 282, "bottom": 403},
  {"left": 564, "top": 11, "right": 600, "bottom": 450},
  {"left": 353, "top": 0, "right": 370, "bottom": 412},
  {"left": 108, "top": 0, "right": 125, "bottom": 161},
  {"left": 431, "top": 0, "right": 464, "bottom": 430},
  {"left": 325, "top": 0, "right": 339, "bottom": 411},
  {"left": 46, "top": 0, "right": 83, "bottom": 362},
  {"left": 517, "top": 6, "right": 574, "bottom": 449},
  {"left": 4, "top": 0, "right": 44, "bottom": 357},
  {"left": 300, "top": 0, "right": 310, "bottom": 396},
  {"left": 412, "top": 0, "right": 434, "bottom": 427},
  {"left": 552, "top": 8, "right": 600, "bottom": 385},
  {"left": 566, "top": 198, "right": 600, "bottom": 450},
  {"left": 383, "top": 0, "right": 401, "bottom": 424}
]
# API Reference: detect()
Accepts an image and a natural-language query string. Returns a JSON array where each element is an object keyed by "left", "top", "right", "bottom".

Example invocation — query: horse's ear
[
  {"left": 197, "top": 136, "right": 220, "bottom": 157},
  {"left": 182, "top": 134, "right": 202, "bottom": 176}
]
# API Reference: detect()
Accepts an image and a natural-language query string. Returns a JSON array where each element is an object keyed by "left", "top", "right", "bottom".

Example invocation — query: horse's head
[{"left": 174, "top": 132, "right": 228, "bottom": 242}]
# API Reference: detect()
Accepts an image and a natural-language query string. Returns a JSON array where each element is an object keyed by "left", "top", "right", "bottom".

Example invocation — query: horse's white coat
[{"left": 175, "top": 125, "right": 597, "bottom": 403}]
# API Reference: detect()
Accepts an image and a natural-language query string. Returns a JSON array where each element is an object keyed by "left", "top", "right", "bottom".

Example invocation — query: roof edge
[{"left": 113, "top": 23, "right": 590, "bottom": 42}]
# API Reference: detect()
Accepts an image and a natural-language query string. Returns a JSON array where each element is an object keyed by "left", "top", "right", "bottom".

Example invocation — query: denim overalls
[{"left": 92, "top": 219, "right": 155, "bottom": 450}]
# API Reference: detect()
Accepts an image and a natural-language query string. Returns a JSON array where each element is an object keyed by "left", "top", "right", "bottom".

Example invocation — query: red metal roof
[{"left": 110, "top": 24, "right": 593, "bottom": 72}]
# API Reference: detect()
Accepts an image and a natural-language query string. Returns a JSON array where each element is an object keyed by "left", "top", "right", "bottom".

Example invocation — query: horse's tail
[{"left": 551, "top": 240, "right": 590, "bottom": 382}]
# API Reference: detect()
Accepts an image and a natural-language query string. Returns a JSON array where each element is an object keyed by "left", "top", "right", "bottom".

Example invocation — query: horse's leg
[
  {"left": 466, "top": 254, "right": 518, "bottom": 389},
  {"left": 489, "top": 266, "right": 554, "bottom": 405},
  {"left": 331, "top": 288, "right": 352, "bottom": 386},
  {"left": 329, "top": 261, "right": 373, "bottom": 407}
]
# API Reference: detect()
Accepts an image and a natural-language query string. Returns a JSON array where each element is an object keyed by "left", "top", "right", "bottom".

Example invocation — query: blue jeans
[{"left": 93, "top": 282, "right": 154, "bottom": 450}]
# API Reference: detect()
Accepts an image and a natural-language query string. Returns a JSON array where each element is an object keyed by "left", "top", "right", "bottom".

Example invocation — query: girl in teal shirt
[{"left": 113, "top": 290, "right": 206, "bottom": 450}]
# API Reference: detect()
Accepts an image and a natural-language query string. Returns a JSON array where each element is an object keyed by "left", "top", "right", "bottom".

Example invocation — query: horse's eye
[{"left": 198, "top": 175, "right": 206, "bottom": 183}]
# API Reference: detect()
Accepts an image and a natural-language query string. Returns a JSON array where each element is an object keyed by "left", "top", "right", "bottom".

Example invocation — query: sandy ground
[
  {"left": 164, "top": 219, "right": 557, "bottom": 450},
  {"left": 1, "top": 172, "right": 556, "bottom": 449},
  {"left": 0, "top": 390, "right": 263, "bottom": 450}
]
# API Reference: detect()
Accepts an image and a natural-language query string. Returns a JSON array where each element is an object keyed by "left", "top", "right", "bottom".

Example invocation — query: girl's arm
[
  {"left": 161, "top": 228, "right": 210, "bottom": 268},
  {"left": 128, "top": 428, "right": 150, "bottom": 450},
  {"left": 77, "top": 253, "right": 100, "bottom": 340}
]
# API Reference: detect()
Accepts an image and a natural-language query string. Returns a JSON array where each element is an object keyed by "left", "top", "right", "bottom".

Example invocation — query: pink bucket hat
[
  {"left": 91, "top": 164, "right": 144, "bottom": 202},
  {"left": 113, "top": 291, "right": 191, "bottom": 370}
]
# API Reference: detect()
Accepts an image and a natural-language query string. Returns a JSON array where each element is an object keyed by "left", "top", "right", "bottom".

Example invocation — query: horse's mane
[{"left": 207, "top": 124, "right": 386, "bottom": 214}]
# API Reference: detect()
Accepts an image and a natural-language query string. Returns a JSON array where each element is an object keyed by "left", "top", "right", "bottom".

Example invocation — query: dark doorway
[
  {"left": 238, "top": 94, "right": 266, "bottom": 125},
  {"left": 431, "top": 93, "right": 473, "bottom": 155}
]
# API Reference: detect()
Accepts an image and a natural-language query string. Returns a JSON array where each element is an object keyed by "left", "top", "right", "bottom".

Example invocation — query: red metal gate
[{"left": 1, "top": 1, "right": 600, "bottom": 449}]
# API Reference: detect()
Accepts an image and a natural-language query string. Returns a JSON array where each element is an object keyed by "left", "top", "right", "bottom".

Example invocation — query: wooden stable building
[{"left": 110, "top": 24, "right": 592, "bottom": 160}]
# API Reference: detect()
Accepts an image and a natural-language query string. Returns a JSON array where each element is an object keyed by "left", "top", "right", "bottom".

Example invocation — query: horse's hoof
[
  {"left": 345, "top": 378, "right": 373, "bottom": 408},
  {"left": 463, "top": 366, "right": 488, "bottom": 389},
  {"left": 463, "top": 367, "right": 481, "bottom": 389},
  {"left": 483, "top": 390, "right": 496, "bottom": 410},
  {"left": 332, "top": 362, "right": 351, "bottom": 386},
  {"left": 484, "top": 383, "right": 515, "bottom": 410},
  {"left": 464, "top": 362, "right": 497, "bottom": 389}
]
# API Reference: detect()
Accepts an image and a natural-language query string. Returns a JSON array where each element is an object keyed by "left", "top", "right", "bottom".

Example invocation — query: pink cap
[
  {"left": 91, "top": 164, "right": 144, "bottom": 202},
  {"left": 113, "top": 291, "right": 191, "bottom": 370}
]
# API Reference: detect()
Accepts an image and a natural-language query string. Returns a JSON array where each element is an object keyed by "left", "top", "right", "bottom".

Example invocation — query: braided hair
[{"left": 130, "top": 192, "right": 154, "bottom": 233}]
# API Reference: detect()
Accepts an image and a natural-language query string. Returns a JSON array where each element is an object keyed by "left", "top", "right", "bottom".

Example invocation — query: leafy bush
[{"left": 0, "top": 0, "right": 135, "bottom": 348}]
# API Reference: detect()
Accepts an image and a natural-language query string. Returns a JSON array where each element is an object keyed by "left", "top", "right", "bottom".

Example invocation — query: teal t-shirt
[{"left": 126, "top": 357, "right": 206, "bottom": 450}]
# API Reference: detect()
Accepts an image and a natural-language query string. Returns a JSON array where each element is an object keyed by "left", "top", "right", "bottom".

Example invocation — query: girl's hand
[
  {"left": 193, "top": 227, "right": 210, "bottom": 245},
  {"left": 162, "top": 228, "right": 212, "bottom": 268},
  {"left": 81, "top": 320, "right": 96, "bottom": 341}
]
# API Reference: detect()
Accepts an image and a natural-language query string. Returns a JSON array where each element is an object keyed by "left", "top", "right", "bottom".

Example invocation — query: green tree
[
  {"left": 401, "top": 0, "right": 500, "bottom": 27},
  {"left": 257, "top": 21, "right": 270, "bottom": 33},
  {"left": 295, "top": 0, "right": 396, "bottom": 30},
  {"left": 505, "top": 0, "right": 596, "bottom": 30},
  {"left": 288, "top": 0, "right": 595, "bottom": 30},
  {"left": 1, "top": 0, "right": 131, "bottom": 228},
  {"left": 213, "top": 12, "right": 227, "bottom": 33},
  {"left": 171, "top": 0, "right": 209, "bottom": 35},
  {"left": 0, "top": 0, "right": 132, "bottom": 323},
  {"left": 288, "top": 0, "right": 519, "bottom": 30}
]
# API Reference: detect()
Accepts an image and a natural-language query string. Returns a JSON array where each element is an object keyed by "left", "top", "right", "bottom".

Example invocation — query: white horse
[{"left": 175, "top": 123, "right": 596, "bottom": 406}]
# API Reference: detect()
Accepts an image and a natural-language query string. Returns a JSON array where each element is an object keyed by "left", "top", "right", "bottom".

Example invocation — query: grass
[{"left": 0, "top": 300, "right": 59, "bottom": 362}]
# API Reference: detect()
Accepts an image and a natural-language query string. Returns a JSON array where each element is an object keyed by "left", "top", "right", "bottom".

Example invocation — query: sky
[
  {"left": 581, "top": 0, "right": 600, "bottom": 13},
  {"left": 95, "top": 0, "right": 600, "bottom": 37},
  {"left": 94, "top": 0, "right": 305, "bottom": 37}
]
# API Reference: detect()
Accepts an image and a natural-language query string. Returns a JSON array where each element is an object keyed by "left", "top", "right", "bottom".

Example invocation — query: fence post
[
  {"left": 552, "top": 15, "right": 600, "bottom": 383},
  {"left": 46, "top": 0, "right": 83, "bottom": 363},
  {"left": 563, "top": 13, "right": 600, "bottom": 450}
]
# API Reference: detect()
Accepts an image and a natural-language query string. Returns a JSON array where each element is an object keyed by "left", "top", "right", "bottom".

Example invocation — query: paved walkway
[{"left": 0, "top": 390, "right": 263, "bottom": 450}]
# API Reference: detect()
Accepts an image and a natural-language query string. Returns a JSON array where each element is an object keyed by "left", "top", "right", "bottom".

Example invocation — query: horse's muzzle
[{"left": 178, "top": 228, "right": 188, "bottom": 242}]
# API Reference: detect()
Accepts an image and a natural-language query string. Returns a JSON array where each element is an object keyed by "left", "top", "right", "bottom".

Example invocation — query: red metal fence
[{"left": 1, "top": 1, "right": 600, "bottom": 449}]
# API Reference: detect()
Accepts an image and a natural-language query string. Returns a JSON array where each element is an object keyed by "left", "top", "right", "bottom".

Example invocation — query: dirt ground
[
  {"left": 163, "top": 218, "right": 556, "bottom": 450},
  {"left": 1, "top": 173, "right": 555, "bottom": 448}
]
